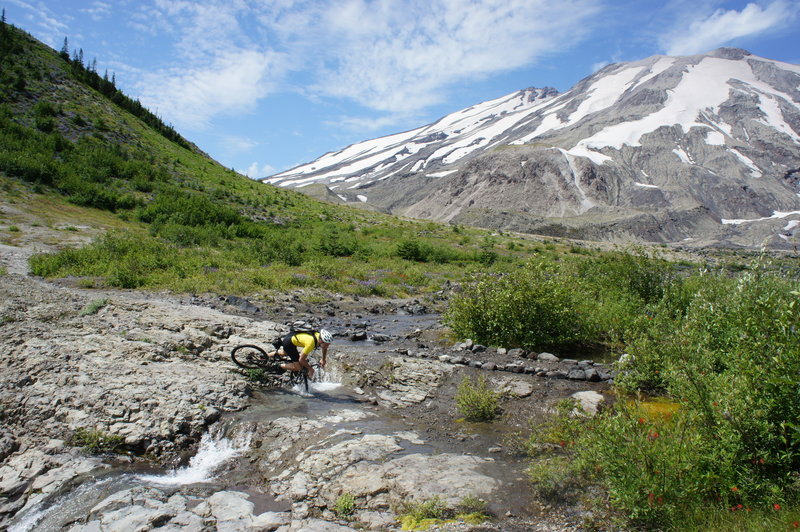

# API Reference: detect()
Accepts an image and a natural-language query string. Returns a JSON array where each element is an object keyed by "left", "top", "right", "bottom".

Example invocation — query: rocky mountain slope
[{"left": 265, "top": 48, "right": 800, "bottom": 249}]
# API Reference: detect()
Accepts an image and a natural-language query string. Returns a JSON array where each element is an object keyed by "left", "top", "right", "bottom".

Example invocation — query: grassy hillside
[{"left": 0, "top": 19, "right": 563, "bottom": 297}]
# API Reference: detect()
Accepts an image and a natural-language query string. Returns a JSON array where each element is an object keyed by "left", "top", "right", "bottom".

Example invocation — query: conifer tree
[
  {"left": 60, "top": 37, "right": 69, "bottom": 60},
  {"left": 1, "top": 8, "right": 6, "bottom": 24}
]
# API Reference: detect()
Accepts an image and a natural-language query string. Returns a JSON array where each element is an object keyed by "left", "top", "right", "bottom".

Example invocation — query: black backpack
[{"left": 288, "top": 320, "right": 318, "bottom": 348}]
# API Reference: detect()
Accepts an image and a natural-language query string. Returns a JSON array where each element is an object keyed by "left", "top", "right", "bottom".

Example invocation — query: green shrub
[
  {"left": 79, "top": 298, "right": 108, "bottom": 316},
  {"left": 317, "top": 227, "right": 359, "bottom": 257},
  {"left": 396, "top": 239, "right": 426, "bottom": 262},
  {"left": 444, "top": 259, "right": 591, "bottom": 349},
  {"left": 397, "top": 497, "right": 451, "bottom": 530},
  {"left": 245, "top": 368, "right": 266, "bottom": 382},
  {"left": 70, "top": 428, "right": 125, "bottom": 454},
  {"left": 454, "top": 495, "right": 488, "bottom": 516},
  {"left": 529, "top": 257, "right": 800, "bottom": 529},
  {"left": 455, "top": 375, "right": 499, "bottom": 422},
  {"left": 334, "top": 493, "right": 356, "bottom": 517}
]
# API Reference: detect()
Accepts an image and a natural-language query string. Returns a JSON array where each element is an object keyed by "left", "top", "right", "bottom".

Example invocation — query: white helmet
[{"left": 320, "top": 329, "right": 334, "bottom": 343}]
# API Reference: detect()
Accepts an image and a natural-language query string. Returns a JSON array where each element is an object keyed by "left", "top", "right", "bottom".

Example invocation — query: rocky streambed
[{"left": 0, "top": 271, "right": 612, "bottom": 531}]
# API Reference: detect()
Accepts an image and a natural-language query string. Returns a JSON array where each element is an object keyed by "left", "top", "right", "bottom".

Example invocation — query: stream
[{"left": 8, "top": 367, "right": 539, "bottom": 532}]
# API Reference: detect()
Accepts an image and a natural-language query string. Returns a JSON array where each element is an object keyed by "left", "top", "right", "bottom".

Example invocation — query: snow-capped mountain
[{"left": 264, "top": 48, "right": 800, "bottom": 248}]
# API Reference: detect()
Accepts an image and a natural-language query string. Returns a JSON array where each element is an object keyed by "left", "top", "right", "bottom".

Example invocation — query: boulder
[{"left": 537, "top": 352, "right": 560, "bottom": 362}]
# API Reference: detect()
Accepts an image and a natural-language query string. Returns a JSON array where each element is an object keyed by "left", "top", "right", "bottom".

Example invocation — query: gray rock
[
  {"left": 567, "top": 369, "right": 587, "bottom": 380},
  {"left": 0, "top": 426, "right": 18, "bottom": 462},
  {"left": 482, "top": 362, "right": 497, "bottom": 371},
  {"left": 537, "top": 352, "right": 560, "bottom": 362},
  {"left": 571, "top": 391, "right": 606, "bottom": 416}
]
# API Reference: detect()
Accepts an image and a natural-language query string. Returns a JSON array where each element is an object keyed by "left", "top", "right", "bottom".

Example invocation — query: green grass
[
  {"left": 78, "top": 297, "right": 108, "bottom": 316},
  {"left": 70, "top": 428, "right": 126, "bottom": 454},
  {"left": 396, "top": 496, "right": 491, "bottom": 531},
  {"left": 455, "top": 375, "right": 500, "bottom": 422}
]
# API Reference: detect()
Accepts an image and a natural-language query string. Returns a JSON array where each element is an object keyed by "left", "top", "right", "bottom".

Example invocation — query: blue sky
[{"left": 5, "top": 0, "right": 800, "bottom": 178}]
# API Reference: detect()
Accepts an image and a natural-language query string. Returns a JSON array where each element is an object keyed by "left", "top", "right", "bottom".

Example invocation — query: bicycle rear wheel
[{"left": 231, "top": 344, "right": 270, "bottom": 369}]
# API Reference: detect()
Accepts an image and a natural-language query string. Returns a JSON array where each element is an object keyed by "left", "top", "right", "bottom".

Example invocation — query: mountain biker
[{"left": 269, "top": 328, "right": 333, "bottom": 380}]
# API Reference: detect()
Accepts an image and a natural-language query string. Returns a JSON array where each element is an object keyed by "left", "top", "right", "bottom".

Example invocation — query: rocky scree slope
[{"left": 267, "top": 48, "right": 800, "bottom": 249}]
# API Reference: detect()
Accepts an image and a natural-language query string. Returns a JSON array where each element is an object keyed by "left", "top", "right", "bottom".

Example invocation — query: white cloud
[
  {"left": 661, "top": 1, "right": 799, "bottom": 56},
  {"left": 306, "top": 0, "right": 603, "bottom": 113},
  {"left": 137, "top": 48, "right": 284, "bottom": 130},
  {"left": 244, "top": 162, "right": 275, "bottom": 179},
  {"left": 221, "top": 135, "right": 258, "bottom": 153},
  {"left": 84, "top": 1, "right": 112, "bottom": 21},
  {"left": 327, "top": 113, "right": 420, "bottom": 133},
  {"left": 132, "top": 0, "right": 603, "bottom": 132}
]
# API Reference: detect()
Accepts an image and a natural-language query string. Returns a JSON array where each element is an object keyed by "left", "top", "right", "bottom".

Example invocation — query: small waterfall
[
  {"left": 137, "top": 428, "right": 251, "bottom": 486},
  {"left": 291, "top": 367, "right": 341, "bottom": 395}
]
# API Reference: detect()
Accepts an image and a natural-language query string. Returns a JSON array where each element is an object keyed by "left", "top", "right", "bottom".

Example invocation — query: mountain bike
[{"left": 230, "top": 344, "right": 319, "bottom": 392}]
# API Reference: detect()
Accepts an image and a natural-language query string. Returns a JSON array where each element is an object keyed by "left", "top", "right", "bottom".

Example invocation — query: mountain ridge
[{"left": 265, "top": 47, "right": 800, "bottom": 249}]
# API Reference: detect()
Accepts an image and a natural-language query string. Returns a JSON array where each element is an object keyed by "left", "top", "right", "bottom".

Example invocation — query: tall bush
[{"left": 444, "top": 259, "right": 591, "bottom": 349}]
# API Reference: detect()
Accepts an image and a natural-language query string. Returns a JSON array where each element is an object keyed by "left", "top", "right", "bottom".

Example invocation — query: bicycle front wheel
[{"left": 231, "top": 344, "right": 269, "bottom": 369}]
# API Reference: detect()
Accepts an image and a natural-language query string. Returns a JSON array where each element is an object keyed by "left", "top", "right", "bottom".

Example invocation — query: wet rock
[
  {"left": 222, "top": 295, "right": 262, "bottom": 314},
  {"left": 350, "top": 331, "right": 368, "bottom": 342},
  {"left": 73, "top": 487, "right": 287, "bottom": 532},
  {"left": 472, "top": 344, "right": 486, "bottom": 353},
  {"left": 469, "top": 360, "right": 483, "bottom": 369},
  {"left": 374, "top": 359, "right": 450, "bottom": 407}
]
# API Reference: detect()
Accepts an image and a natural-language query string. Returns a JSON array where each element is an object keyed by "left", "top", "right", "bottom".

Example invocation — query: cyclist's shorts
[{"left": 280, "top": 334, "right": 300, "bottom": 362}]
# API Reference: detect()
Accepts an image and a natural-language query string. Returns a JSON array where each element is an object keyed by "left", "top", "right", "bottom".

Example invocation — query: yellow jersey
[{"left": 291, "top": 332, "right": 320, "bottom": 356}]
